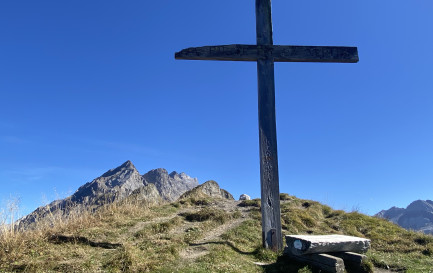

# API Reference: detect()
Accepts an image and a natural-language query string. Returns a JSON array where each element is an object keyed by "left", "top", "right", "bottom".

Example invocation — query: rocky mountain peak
[
  {"left": 143, "top": 168, "right": 198, "bottom": 201},
  {"left": 71, "top": 161, "right": 144, "bottom": 204},
  {"left": 19, "top": 161, "right": 200, "bottom": 229},
  {"left": 376, "top": 200, "right": 433, "bottom": 235},
  {"left": 406, "top": 200, "right": 433, "bottom": 213},
  {"left": 101, "top": 160, "right": 137, "bottom": 178}
]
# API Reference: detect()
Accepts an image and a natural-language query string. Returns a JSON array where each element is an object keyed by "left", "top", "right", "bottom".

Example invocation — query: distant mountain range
[
  {"left": 375, "top": 200, "right": 433, "bottom": 235},
  {"left": 18, "top": 160, "right": 206, "bottom": 229}
]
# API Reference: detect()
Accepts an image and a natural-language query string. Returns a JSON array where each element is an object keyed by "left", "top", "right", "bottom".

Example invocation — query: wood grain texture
[
  {"left": 256, "top": 0, "right": 273, "bottom": 45},
  {"left": 255, "top": 0, "right": 282, "bottom": 252},
  {"left": 332, "top": 252, "right": 368, "bottom": 273},
  {"left": 175, "top": 44, "right": 358, "bottom": 63},
  {"left": 332, "top": 252, "right": 367, "bottom": 264},
  {"left": 257, "top": 57, "right": 283, "bottom": 251},
  {"left": 284, "top": 249, "right": 346, "bottom": 273}
]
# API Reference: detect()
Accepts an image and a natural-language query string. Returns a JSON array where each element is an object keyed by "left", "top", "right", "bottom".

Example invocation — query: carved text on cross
[{"left": 175, "top": 0, "right": 358, "bottom": 251}]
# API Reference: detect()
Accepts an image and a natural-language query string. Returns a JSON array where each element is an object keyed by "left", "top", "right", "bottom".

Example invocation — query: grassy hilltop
[{"left": 1, "top": 190, "right": 433, "bottom": 272}]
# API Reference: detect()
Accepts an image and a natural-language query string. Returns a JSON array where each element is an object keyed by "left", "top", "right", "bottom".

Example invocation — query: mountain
[
  {"left": 143, "top": 168, "right": 198, "bottom": 201},
  {"left": 18, "top": 160, "right": 198, "bottom": 229},
  {"left": 375, "top": 200, "right": 433, "bottom": 235}
]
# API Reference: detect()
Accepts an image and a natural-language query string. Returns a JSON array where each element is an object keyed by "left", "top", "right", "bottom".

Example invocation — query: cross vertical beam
[
  {"left": 256, "top": 0, "right": 283, "bottom": 251},
  {"left": 175, "top": 0, "right": 358, "bottom": 253}
]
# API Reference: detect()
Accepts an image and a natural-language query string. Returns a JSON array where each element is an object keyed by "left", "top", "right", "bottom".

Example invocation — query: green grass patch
[
  {"left": 180, "top": 208, "right": 232, "bottom": 224},
  {"left": 238, "top": 199, "right": 261, "bottom": 208}
]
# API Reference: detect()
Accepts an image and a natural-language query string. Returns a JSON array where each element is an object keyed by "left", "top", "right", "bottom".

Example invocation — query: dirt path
[
  {"left": 127, "top": 207, "right": 196, "bottom": 236},
  {"left": 180, "top": 200, "right": 250, "bottom": 260}
]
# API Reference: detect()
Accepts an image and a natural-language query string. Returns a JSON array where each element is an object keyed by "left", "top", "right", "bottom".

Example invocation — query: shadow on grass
[
  {"left": 189, "top": 241, "right": 256, "bottom": 255},
  {"left": 261, "top": 255, "right": 315, "bottom": 273},
  {"left": 48, "top": 234, "right": 122, "bottom": 249},
  {"left": 189, "top": 241, "right": 313, "bottom": 272}
]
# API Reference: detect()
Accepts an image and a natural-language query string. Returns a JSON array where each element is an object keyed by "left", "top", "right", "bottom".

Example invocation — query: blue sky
[{"left": 1, "top": 0, "right": 432, "bottom": 217}]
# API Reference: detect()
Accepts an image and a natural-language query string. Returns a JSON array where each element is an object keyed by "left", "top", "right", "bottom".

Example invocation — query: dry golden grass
[{"left": 1, "top": 193, "right": 432, "bottom": 272}]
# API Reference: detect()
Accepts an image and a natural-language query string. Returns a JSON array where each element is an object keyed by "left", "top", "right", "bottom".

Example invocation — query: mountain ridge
[
  {"left": 376, "top": 199, "right": 433, "bottom": 235},
  {"left": 18, "top": 160, "right": 199, "bottom": 229}
]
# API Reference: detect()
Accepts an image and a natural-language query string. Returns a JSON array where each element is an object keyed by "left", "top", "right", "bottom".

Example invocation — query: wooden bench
[{"left": 284, "top": 235, "right": 371, "bottom": 273}]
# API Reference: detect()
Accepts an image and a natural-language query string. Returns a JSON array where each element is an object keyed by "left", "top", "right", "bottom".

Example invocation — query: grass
[
  {"left": 1, "top": 192, "right": 433, "bottom": 272},
  {"left": 180, "top": 207, "right": 235, "bottom": 224}
]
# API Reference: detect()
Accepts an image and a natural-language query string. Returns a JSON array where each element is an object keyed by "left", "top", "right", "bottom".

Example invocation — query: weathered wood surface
[
  {"left": 256, "top": 0, "right": 273, "bottom": 46},
  {"left": 284, "top": 249, "right": 345, "bottom": 273},
  {"left": 175, "top": 44, "right": 359, "bottom": 63},
  {"left": 257, "top": 56, "right": 282, "bottom": 251},
  {"left": 332, "top": 251, "right": 367, "bottom": 264},
  {"left": 286, "top": 235, "right": 371, "bottom": 256},
  {"left": 332, "top": 252, "right": 368, "bottom": 273},
  {"left": 256, "top": 0, "right": 283, "bottom": 251}
]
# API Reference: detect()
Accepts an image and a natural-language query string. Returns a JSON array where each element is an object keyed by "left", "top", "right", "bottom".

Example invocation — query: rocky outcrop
[
  {"left": 239, "top": 194, "right": 251, "bottom": 201},
  {"left": 376, "top": 200, "right": 433, "bottom": 235},
  {"left": 180, "top": 180, "right": 234, "bottom": 200},
  {"left": 129, "top": 184, "right": 162, "bottom": 204},
  {"left": 143, "top": 169, "right": 198, "bottom": 201},
  {"left": 18, "top": 161, "right": 198, "bottom": 229},
  {"left": 71, "top": 160, "right": 146, "bottom": 205}
]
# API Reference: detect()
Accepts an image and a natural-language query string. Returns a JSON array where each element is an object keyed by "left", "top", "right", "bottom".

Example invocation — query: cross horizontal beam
[{"left": 175, "top": 44, "right": 358, "bottom": 63}]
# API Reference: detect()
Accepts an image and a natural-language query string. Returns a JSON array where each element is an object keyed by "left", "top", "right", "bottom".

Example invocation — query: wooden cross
[{"left": 175, "top": 0, "right": 358, "bottom": 251}]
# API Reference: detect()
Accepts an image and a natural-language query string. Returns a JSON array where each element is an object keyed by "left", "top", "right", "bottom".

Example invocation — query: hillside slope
[{"left": 2, "top": 189, "right": 433, "bottom": 272}]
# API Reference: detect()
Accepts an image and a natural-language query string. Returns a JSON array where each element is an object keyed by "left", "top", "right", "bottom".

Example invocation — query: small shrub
[
  {"left": 302, "top": 202, "right": 311, "bottom": 208},
  {"left": 280, "top": 193, "right": 291, "bottom": 200},
  {"left": 178, "top": 197, "right": 211, "bottom": 207},
  {"left": 414, "top": 236, "right": 433, "bottom": 246},
  {"left": 325, "top": 210, "right": 344, "bottom": 218},
  {"left": 238, "top": 199, "right": 261, "bottom": 208},
  {"left": 322, "top": 205, "right": 333, "bottom": 217},
  {"left": 422, "top": 247, "right": 433, "bottom": 256},
  {"left": 136, "top": 216, "right": 183, "bottom": 236},
  {"left": 181, "top": 208, "right": 231, "bottom": 224}
]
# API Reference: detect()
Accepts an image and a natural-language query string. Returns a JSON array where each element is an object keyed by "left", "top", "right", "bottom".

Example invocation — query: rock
[
  {"left": 375, "top": 200, "right": 433, "bottom": 235},
  {"left": 71, "top": 160, "right": 146, "bottom": 205},
  {"left": 18, "top": 160, "right": 199, "bottom": 230},
  {"left": 143, "top": 169, "right": 199, "bottom": 201},
  {"left": 129, "top": 184, "right": 162, "bottom": 204},
  {"left": 375, "top": 206, "right": 405, "bottom": 223},
  {"left": 239, "top": 194, "right": 251, "bottom": 201},
  {"left": 180, "top": 180, "right": 234, "bottom": 200}
]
